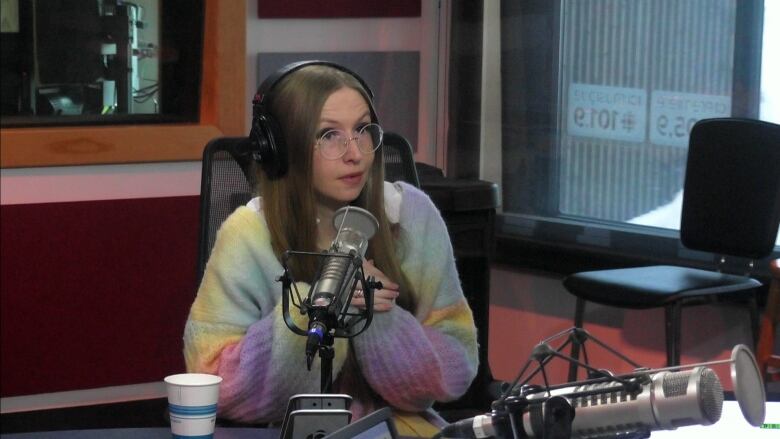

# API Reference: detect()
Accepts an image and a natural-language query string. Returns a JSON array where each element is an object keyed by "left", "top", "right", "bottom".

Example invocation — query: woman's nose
[{"left": 342, "top": 136, "right": 362, "bottom": 160}]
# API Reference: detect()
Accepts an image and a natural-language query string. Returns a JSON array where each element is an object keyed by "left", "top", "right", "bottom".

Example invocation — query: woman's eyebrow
[{"left": 319, "top": 111, "right": 371, "bottom": 125}]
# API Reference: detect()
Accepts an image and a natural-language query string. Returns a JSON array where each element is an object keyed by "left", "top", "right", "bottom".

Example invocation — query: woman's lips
[{"left": 339, "top": 172, "right": 364, "bottom": 185}]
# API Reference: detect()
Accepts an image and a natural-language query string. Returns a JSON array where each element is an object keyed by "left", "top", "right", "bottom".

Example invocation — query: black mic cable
[
  {"left": 305, "top": 320, "right": 327, "bottom": 370},
  {"left": 437, "top": 411, "right": 510, "bottom": 439},
  {"left": 437, "top": 396, "right": 573, "bottom": 439}
]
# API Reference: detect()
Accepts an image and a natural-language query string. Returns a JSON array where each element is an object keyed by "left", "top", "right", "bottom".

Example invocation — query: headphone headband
[
  {"left": 249, "top": 60, "right": 377, "bottom": 179},
  {"left": 253, "top": 60, "right": 375, "bottom": 117}
]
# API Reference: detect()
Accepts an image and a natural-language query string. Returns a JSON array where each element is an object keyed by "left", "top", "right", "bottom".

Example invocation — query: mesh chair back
[
  {"left": 197, "top": 137, "right": 258, "bottom": 282},
  {"left": 382, "top": 131, "right": 420, "bottom": 188},
  {"left": 682, "top": 118, "right": 780, "bottom": 259}
]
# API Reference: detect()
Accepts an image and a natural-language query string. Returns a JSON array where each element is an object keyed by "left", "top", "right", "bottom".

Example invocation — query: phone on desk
[
  {"left": 280, "top": 394, "right": 353, "bottom": 439},
  {"left": 280, "top": 409, "right": 352, "bottom": 439},
  {"left": 323, "top": 407, "right": 398, "bottom": 439},
  {"left": 286, "top": 394, "right": 352, "bottom": 411}
]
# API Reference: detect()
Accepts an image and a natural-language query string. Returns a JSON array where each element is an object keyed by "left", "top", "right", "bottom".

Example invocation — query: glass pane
[
  {"left": 499, "top": 0, "right": 779, "bottom": 248},
  {"left": 0, "top": 0, "right": 203, "bottom": 126},
  {"left": 763, "top": 0, "right": 779, "bottom": 246},
  {"left": 558, "top": 0, "right": 734, "bottom": 224},
  {"left": 761, "top": 0, "right": 779, "bottom": 122}
]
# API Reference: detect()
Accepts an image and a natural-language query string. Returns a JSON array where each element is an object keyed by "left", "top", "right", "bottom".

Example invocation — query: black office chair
[
  {"left": 381, "top": 131, "right": 421, "bottom": 188},
  {"left": 197, "top": 132, "right": 421, "bottom": 283},
  {"left": 196, "top": 137, "right": 258, "bottom": 283},
  {"left": 564, "top": 118, "right": 780, "bottom": 380}
]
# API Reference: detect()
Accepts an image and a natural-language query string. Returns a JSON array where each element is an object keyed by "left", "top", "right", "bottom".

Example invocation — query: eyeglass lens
[{"left": 317, "top": 124, "right": 383, "bottom": 159}]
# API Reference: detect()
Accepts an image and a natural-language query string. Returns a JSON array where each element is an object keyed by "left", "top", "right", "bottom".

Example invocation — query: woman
[{"left": 183, "top": 62, "right": 478, "bottom": 433}]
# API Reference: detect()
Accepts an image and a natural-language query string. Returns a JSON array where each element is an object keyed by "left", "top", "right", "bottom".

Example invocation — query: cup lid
[{"left": 164, "top": 373, "right": 222, "bottom": 386}]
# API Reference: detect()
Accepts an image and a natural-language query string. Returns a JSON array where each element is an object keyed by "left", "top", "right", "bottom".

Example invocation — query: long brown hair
[{"left": 256, "top": 65, "right": 416, "bottom": 312}]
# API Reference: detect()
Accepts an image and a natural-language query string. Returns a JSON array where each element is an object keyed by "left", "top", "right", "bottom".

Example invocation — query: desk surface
[
  {"left": 0, "top": 428, "right": 279, "bottom": 439},
  {"left": 2, "top": 402, "right": 777, "bottom": 438},
  {"left": 651, "top": 401, "right": 778, "bottom": 438}
]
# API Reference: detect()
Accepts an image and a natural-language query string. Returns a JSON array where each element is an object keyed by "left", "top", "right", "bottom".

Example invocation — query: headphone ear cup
[{"left": 250, "top": 113, "right": 288, "bottom": 179}]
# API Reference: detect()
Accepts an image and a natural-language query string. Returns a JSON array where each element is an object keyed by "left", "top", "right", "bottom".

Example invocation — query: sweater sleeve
[
  {"left": 183, "top": 207, "right": 348, "bottom": 423},
  {"left": 350, "top": 183, "right": 479, "bottom": 411}
]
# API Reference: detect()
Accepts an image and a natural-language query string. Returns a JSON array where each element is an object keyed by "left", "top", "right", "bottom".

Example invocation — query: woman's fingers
[
  {"left": 350, "top": 287, "right": 399, "bottom": 312},
  {"left": 350, "top": 260, "right": 400, "bottom": 312}
]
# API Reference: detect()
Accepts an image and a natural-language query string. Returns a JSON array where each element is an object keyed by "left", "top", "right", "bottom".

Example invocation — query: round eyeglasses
[{"left": 315, "top": 123, "right": 383, "bottom": 160}]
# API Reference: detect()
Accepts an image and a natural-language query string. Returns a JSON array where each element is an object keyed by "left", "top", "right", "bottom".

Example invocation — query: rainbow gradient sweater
[{"left": 183, "top": 182, "right": 479, "bottom": 423}]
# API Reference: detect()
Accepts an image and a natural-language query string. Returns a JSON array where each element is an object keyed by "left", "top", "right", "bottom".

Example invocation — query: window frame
[
  {"left": 492, "top": 0, "right": 777, "bottom": 281},
  {"left": 0, "top": 0, "right": 245, "bottom": 168}
]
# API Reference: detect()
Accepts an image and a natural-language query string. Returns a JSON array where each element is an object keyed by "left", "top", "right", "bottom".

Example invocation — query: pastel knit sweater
[{"left": 183, "top": 182, "right": 479, "bottom": 423}]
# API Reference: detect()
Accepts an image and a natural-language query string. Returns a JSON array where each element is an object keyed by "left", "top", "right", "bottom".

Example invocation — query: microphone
[
  {"left": 440, "top": 327, "right": 766, "bottom": 439},
  {"left": 304, "top": 206, "right": 379, "bottom": 367},
  {"left": 522, "top": 366, "right": 723, "bottom": 438},
  {"left": 440, "top": 367, "right": 723, "bottom": 439}
]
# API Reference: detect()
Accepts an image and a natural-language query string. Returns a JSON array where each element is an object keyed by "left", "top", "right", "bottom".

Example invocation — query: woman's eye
[{"left": 320, "top": 130, "right": 340, "bottom": 140}]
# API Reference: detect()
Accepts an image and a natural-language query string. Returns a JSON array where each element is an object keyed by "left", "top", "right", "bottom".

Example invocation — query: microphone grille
[
  {"left": 698, "top": 368, "right": 724, "bottom": 424},
  {"left": 662, "top": 370, "right": 691, "bottom": 397},
  {"left": 660, "top": 368, "right": 723, "bottom": 425}
]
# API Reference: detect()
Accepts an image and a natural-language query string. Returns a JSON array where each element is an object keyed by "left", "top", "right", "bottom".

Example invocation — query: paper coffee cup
[{"left": 164, "top": 373, "right": 222, "bottom": 438}]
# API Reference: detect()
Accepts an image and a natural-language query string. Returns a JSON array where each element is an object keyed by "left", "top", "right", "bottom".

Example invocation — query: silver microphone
[
  {"left": 439, "top": 345, "right": 765, "bottom": 439},
  {"left": 310, "top": 206, "right": 378, "bottom": 312},
  {"left": 521, "top": 367, "right": 723, "bottom": 438},
  {"left": 305, "top": 206, "right": 378, "bottom": 367}
]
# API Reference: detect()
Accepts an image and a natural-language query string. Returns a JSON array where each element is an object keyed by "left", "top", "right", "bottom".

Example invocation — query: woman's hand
[{"left": 350, "top": 259, "right": 400, "bottom": 312}]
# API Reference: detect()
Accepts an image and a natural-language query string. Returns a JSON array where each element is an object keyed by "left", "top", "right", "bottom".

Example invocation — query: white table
[{"left": 651, "top": 400, "right": 779, "bottom": 438}]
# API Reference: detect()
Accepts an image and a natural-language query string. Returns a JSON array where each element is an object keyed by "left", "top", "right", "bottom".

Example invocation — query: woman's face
[{"left": 312, "top": 87, "right": 375, "bottom": 211}]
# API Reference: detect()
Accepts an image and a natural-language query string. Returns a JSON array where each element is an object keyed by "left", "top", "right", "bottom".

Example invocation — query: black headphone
[{"left": 249, "top": 60, "right": 378, "bottom": 179}]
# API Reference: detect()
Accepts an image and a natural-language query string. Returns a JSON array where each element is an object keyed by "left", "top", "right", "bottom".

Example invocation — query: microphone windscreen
[
  {"left": 333, "top": 206, "right": 379, "bottom": 242},
  {"left": 731, "top": 344, "right": 766, "bottom": 427}
]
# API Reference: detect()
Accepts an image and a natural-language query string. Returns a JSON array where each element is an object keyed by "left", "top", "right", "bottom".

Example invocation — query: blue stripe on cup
[{"left": 169, "top": 403, "right": 218, "bottom": 416}]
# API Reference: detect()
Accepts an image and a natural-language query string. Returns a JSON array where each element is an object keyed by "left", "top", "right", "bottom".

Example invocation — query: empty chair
[{"left": 563, "top": 118, "right": 780, "bottom": 378}]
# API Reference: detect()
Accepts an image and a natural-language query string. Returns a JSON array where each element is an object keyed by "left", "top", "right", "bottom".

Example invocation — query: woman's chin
[{"left": 317, "top": 190, "right": 362, "bottom": 210}]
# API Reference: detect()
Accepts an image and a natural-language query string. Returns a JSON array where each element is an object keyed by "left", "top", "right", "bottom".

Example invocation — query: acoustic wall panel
[{"left": 1, "top": 196, "right": 199, "bottom": 397}]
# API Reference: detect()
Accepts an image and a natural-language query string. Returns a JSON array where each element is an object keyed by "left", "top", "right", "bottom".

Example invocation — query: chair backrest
[
  {"left": 681, "top": 118, "right": 780, "bottom": 260},
  {"left": 197, "top": 132, "right": 420, "bottom": 283},
  {"left": 197, "top": 137, "right": 258, "bottom": 282},
  {"left": 382, "top": 131, "right": 421, "bottom": 187}
]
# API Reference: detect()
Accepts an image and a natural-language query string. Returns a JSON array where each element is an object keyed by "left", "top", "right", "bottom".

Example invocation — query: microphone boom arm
[
  {"left": 499, "top": 328, "right": 643, "bottom": 404},
  {"left": 455, "top": 326, "right": 765, "bottom": 439}
]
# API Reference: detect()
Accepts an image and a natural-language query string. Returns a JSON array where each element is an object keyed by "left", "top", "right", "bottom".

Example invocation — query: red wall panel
[
  {"left": 258, "top": 0, "right": 421, "bottom": 18},
  {"left": 1, "top": 196, "right": 200, "bottom": 397}
]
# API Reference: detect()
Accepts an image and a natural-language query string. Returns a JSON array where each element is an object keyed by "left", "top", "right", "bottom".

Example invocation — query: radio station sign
[
  {"left": 567, "top": 83, "right": 647, "bottom": 143},
  {"left": 567, "top": 83, "right": 731, "bottom": 147},
  {"left": 649, "top": 91, "right": 730, "bottom": 147}
]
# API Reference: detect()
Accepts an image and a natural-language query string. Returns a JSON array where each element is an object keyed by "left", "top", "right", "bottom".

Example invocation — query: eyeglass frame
[{"left": 314, "top": 123, "right": 384, "bottom": 160}]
